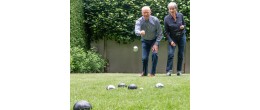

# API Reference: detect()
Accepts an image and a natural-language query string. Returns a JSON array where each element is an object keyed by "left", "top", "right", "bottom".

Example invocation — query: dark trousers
[
  {"left": 166, "top": 34, "right": 186, "bottom": 72},
  {"left": 141, "top": 39, "right": 158, "bottom": 75}
]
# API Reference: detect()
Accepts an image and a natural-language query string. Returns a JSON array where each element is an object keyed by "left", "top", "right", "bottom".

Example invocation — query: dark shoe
[
  {"left": 177, "top": 71, "right": 182, "bottom": 76},
  {"left": 140, "top": 73, "right": 147, "bottom": 77},
  {"left": 149, "top": 74, "right": 155, "bottom": 77},
  {"left": 166, "top": 70, "right": 172, "bottom": 76}
]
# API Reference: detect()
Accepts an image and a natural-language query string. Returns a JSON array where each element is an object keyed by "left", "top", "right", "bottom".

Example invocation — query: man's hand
[
  {"left": 140, "top": 30, "right": 145, "bottom": 36},
  {"left": 152, "top": 45, "right": 158, "bottom": 52},
  {"left": 180, "top": 25, "right": 184, "bottom": 30},
  {"left": 170, "top": 41, "right": 176, "bottom": 46}
]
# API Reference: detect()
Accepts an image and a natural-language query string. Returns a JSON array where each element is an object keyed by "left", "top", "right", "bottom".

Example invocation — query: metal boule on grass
[
  {"left": 155, "top": 83, "right": 164, "bottom": 88},
  {"left": 73, "top": 100, "right": 92, "bottom": 110},
  {"left": 106, "top": 85, "right": 116, "bottom": 90},
  {"left": 118, "top": 82, "right": 127, "bottom": 88},
  {"left": 128, "top": 84, "right": 137, "bottom": 89}
]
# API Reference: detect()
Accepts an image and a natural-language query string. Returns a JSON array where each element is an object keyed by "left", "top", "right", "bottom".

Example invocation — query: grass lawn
[{"left": 70, "top": 73, "right": 190, "bottom": 110}]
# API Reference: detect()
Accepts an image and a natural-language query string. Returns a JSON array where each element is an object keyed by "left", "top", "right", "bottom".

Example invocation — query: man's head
[
  {"left": 141, "top": 6, "right": 151, "bottom": 20},
  {"left": 168, "top": 2, "right": 177, "bottom": 15}
]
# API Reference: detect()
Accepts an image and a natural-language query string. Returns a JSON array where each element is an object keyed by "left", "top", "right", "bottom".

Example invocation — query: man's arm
[
  {"left": 182, "top": 13, "right": 186, "bottom": 27},
  {"left": 180, "top": 13, "right": 186, "bottom": 30},
  {"left": 164, "top": 17, "right": 173, "bottom": 43},
  {"left": 155, "top": 18, "right": 163, "bottom": 45},
  {"left": 135, "top": 19, "right": 141, "bottom": 36}
]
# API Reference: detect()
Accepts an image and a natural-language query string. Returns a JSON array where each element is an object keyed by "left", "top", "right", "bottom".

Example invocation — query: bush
[{"left": 70, "top": 47, "right": 106, "bottom": 73}]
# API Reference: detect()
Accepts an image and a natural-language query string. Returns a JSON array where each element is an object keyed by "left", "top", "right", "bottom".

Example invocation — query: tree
[{"left": 71, "top": 0, "right": 90, "bottom": 49}]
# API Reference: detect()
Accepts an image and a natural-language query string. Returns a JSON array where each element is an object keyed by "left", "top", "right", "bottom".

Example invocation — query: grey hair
[
  {"left": 168, "top": 2, "right": 178, "bottom": 10},
  {"left": 142, "top": 6, "right": 151, "bottom": 12}
]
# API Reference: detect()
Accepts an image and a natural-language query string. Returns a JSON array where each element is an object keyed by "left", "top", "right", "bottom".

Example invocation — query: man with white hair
[
  {"left": 164, "top": 2, "right": 187, "bottom": 76},
  {"left": 135, "top": 6, "right": 163, "bottom": 77}
]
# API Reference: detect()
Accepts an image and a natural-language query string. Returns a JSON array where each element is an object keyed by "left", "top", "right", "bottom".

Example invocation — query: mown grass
[{"left": 70, "top": 73, "right": 190, "bottom": 110}]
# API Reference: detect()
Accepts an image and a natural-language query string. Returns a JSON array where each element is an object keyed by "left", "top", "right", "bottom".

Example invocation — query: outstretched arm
[{"left": 135, "top": 19, "right": 141, "bottom": 36}]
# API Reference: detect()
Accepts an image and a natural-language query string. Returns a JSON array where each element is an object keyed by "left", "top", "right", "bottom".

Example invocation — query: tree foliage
[
  {"left": 83, "top": 0, "right": 190, "bottom": 44},
  {"left": 71, "top": 0, "right": 88, "bottom": 49}
]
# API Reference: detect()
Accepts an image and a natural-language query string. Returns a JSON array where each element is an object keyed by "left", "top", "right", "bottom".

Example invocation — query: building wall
[{"left": 91, "top": 39, "right": 190, "bottom": 73}]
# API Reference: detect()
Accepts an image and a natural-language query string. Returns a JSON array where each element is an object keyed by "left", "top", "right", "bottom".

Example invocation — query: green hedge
[
  {"left": 70, "top": 0, "right": 87, "bottom": 49},
  {"left": 84, "top": 0, "right": 190, "bottom": 44},
  {"left": 70, "top": 0, "right": 189, "bottom": 73},
  {"left": 70, "top": 47, "right": 107, "bottom": 73}
]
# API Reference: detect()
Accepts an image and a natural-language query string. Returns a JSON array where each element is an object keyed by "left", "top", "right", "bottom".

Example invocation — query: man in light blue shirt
[{"left": 135, "top": 6, "right": 163, "bottom": 77}]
